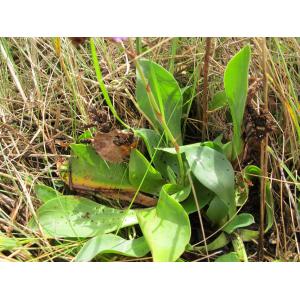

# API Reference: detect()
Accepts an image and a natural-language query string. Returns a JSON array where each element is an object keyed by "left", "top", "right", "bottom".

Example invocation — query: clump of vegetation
[{"left": 0, "top": 37, "right": 299, "bottom": 262}]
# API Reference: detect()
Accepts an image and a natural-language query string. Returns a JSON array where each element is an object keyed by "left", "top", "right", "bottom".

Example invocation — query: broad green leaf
[
  {"left": 129, "top": 149, "right": 165, "bottom": 194},
  {"left": 166, "top": 165, "right": 177, "bottom": 184},
  {"left": 223, "top": 213, "right": 255, "bottom": 234},
  {"left": 153, "top": 150, "right": 180, "bottom": 180},
  {"left": 157, "top": 141, "right": 223, "bottom": 155},
  {"left": 213, "top": 134, "right": 224, "bottom": 147},
  {"left": 156, "top": 142, "right": 225, "bottom": 184},
  {"left": 209, "top": 90, "right": 228, "bottom": 111},
  {"left": 185, "top": 146, "right": 235, "bottom": 217},
  {"left": 243, "top": 165, "right": 261, "bottom": 180},
  {"left": 215, "top": 252, "right": 240, "bottom": 262},
  {"left": 235, "top": 178, "right": 249, "bottom": 206},
  {"left": 135, "top": 128, "right": 165, "bottom": 160},
  {"left": 206, "top": 196, "right": 228, "bottom": 225},
  {"left": 136, "top": 59, "right": 183, "bottom": 145},
  {"left": 61, "top": 144, "right": 135, "bottom": 191},
  {"left": 224, "top": 45, "right": 251, "bottom": 159},
  {"left": 28, "top": 195, "right": 138, "bottom": 238},
  {"left": 182, "top": 179, "right": 214, "bottom": 214},
  {"left": 196, "top": 232, "right": 230, "bottom": 252},
  {"left": 167, "top": 184, "right": 191, "bottom": 202},
  {"left": 239, "top": 229, "right": 259, "bottom": 241},
  {"left": 35, "top": 184, "right": 62, "bottom": 203},
  {"left": 200, "top": 141, "right": 225, "bottom": 153},
  {"left": 222, "top": 141, "right": 234, "bottom": 160},
  {"left": 135, "top": 128, "right": 174, "bottom": 179},
  {"left": 137, "top": 184, "right": 191, "bottom": 262},
  {"left": 243, "top": 165, "right": 274, "bottom": 233},
  {"left": 75, "top": 234, "right": 149, "bottom": 262},
  {"left": 196, "top": 229, "right": 256, "bottom": 256},
  {"left": 157, "top": 143, "right": 202, "bottom": 154}
]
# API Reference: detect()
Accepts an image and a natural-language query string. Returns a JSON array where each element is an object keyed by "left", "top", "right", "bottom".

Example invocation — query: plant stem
[
  {"left": 200, "top": 37, "right": 212, "bottom": 140},
  {"left": 136, "top": 37, "right": 142, "bottom": 55},
  {"left": 258, "top": 37, "right": 269, "bottom": 261}
]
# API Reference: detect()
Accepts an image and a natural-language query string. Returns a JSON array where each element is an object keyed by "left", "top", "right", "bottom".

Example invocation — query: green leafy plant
[
  {"left": 29, "top": 42, "right": 270, "bottom": 262},
  {"left": 224, "top": 45, "right": 251, "bottom": 160}
]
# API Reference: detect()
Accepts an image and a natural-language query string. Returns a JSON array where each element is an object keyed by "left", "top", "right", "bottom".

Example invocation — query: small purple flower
[{"left": 110, "top": 37, "right": 128, "bottom": 43}]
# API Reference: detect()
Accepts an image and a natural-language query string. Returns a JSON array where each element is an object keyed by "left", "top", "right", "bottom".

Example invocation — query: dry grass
[{"left": 0, "top": 37, "right": 299, "bottom": 261}]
